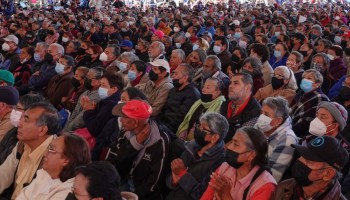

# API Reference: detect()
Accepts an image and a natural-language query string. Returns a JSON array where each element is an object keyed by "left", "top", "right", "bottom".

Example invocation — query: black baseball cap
[{"left": 292, "top": 136, "right": 349, "bottom": 171}]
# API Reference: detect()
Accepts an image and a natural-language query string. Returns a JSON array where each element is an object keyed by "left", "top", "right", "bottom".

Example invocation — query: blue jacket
[
  {"left": 269, "top": 55, "right": 288, "bottom": 69},
  {"left": 28, "top": 62, "right": 57, "bottom": 90},
  {"left": 328, "top": 75, "right": 346, "bottom": 100},
  {"left": 197, "top": 26, "right": 215, "bottom": 37}
]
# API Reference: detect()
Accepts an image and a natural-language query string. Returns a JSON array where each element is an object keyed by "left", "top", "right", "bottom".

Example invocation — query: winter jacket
[
  {"left": 220, "top": 96, "right": 261, "bottom": 143},
  {"left": 0, "top": 48, "right": 20, "bottom": 71},
  {"left": 106, "top": 120, "right": 171, "bottom": 200},
  {"left": 28, "top": 62, "right": 57, "bottom": 92},
  {"left": 83, "top": 91, "right": 120, "bottom": 137},
  {"left": 46, "top": 72, "right": 74, "bottom": 108},
  {"left": 329, "top": 58, "right": 347, "bottom": 82},
  {"left": 269, "top": 55, "right": 288, "bottom": 69},
  {"left": 159, "top": 83, "right": 200, "bottom": 133},
  {"left": 166, "top": 140, "right": 225, "bottom": 200},
  {"left": 136, "top": 77, "right": 174, "bottom": 117},
  {"left": 0, "top": 128, "right": 17, "bottom": 165},
  {"left": 254, "top": 84, "right": 296, "bottom": 105}
]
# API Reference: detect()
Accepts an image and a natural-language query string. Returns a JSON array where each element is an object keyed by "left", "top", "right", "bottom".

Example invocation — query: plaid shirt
[
  {"left": 267, "top": 117, "right": 299, "bottom": 182},
  {"left": 290, "top": 88, "right": 329, "bottom": 137}
]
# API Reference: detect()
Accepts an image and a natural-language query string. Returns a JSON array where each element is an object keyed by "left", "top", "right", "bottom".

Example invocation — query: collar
[
  {"left": 25, "top": 135, "right": 55, "bottom": 161},
  {"left": 227, "top": 95, "right": 251, "bottom": 118}
]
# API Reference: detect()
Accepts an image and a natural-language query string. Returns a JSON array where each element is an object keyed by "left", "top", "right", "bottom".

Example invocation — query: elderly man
[
  {"left": 221, "top": 73, "right": 261, "bottom": 142},
  {"left": 255, "top": 96, "right": 299, "bottom": 182},
  {"left": 290, "top": 69, "right": 329, "bottom": 137},
  {"left": 0, "top": 86, "right": 19, "bottom": 141},
  {"left": 26, "top": 43, "right": 64, "bottom": 94},
  {"left": 271, "top": 136, "right": 349, "bottom": 199},
  {"left": 30, "top": 42, "right": 49, "bottom": 74},
  {"left": 0, "top": 34, "right": 20, "bottom": 71},
  {"left": 136, "top": 59, "right": 173, "bottom": 117},
  {"left": 0, "top": 102, "right": 61, "bottom": 199},
  {"left": 100, "top": 44, "right": 121, "bottom": 69},
  {"left": 202, "top": 55, "right": 230, "bottom": 95},
  {"left": 173, "top": 32, "right": 193, "bottom": 57},
  {"left": 148, "top": 41, "right": 165, "bottom": 62},
  {"left": 0, "top": 70, "right": 14, "bottom": 86},
  {"left": 159, "top": 63, "right": 200, "bottom": 133},
  {"left": 107, "top": 100, "right": 171, "bottom": 200},
  {"left": 169, "top": 49, "right": 185, "bottom": 72}
]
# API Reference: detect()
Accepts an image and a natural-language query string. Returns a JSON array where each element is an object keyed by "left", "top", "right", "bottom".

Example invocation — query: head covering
[
  {"left": 3, "top": 34, "right": 19, "bottom": 45},
  {"left": 292, "top": 136, "right": 349, "bottom": 171},
  {"left": 0, "top": 70, "right": 14, "bottom": 85},
  {"left": 317, "top": 101, "right": 348, "bottom": 131},
  {"left": 0, "top": 86, "right": 19, "bottom": 105},
  {"left": 148, "top": 59, "right": 170, "bottom": 73},
  {"left": 112, "top": 100, "right": 152, "bottom": 120},
  {"left": 119, "top": 40, "right": 133, "bottom": 48},
  {"left": 153, "top": 30, "right": 165, "bottom": 39}
]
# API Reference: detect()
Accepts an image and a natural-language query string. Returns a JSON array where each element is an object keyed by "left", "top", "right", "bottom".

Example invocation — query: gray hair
[
  {"left": 50, "top": 43, "right": 65, "bottom": 55},
  {"left": 152, "top": 41, "right": 165, "bottom": 55},
  {"left": 303, "top": 69, "right": 324, "bottom": 84},
  {"left": 312, "top": 53, "right": 330, "bottom": 71},
  {"left": 290, "top": 51, "right": 304, "bottom": 64},
  {"left": 206, "top": 55, "right": 222, "bottom": 71},
  {"left": 262, "top": 96, "right": 290, "bottom": 120},
  {"left": 178, "top": 63, "right": 194, "bottom": 82},
  {"left": 275, "top": 66, "right": 298, "bottom": 90},
  {"left": 200, "top": 112, "right": 229, "bottom": 141},
  {"left": 243, "top": 57, "right": 263, "bottom": 74},
  {"left": 312, "top": 24, "right": 323, "bottom": 35},
  {"left": 90, "top": 67, "right": 105, "bottom": 79},
  {"left": 174, "top": 32, "right": 186, "bottom": 41},
  {"left": 232, "top": 73, "right": 254, "bottom": 92},
  {"left": 28, "top": 102, "right": 62, "bottom": 135},
  {"left": 120, "top": 52, "right": 139, "bottom": 63},
  {"left": 172, "top": 49, "right": 186, "bottom": 62},
  {"left": 36, "top": 42, "right": 49, "bottom": 51}
]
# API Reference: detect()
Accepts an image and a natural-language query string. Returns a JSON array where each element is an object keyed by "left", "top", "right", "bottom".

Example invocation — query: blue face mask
[
  {"left": 34, "top": 53, "right": 42, "bottom": 62},
  {"left": 118, "top": 62, "right": 127, "bottom": 72},
  {"left": 55, "top": 63, "right": 65, "bottom": 75},
  {"left": 128, "top": 70, "right": 137, "bottom": 81},
  {"left": 98, "top": 87, "right": 109, "bottom": 99},
  {"left": 274, "top": 50, "right": 282, "bottom": 58},
  {"left": 300, "top": 78, "right": 313, "bottom": 93},
  {"left": 234, "top": 32, "right": 241, "bottom": 39},
  {"left": 334, "top": 36, "right": 342, "bottom": 44}
]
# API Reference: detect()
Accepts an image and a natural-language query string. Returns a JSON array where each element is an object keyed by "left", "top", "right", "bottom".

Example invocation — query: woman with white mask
[{"left": 255, "top": 96, "right": 299, "bottom": 182}]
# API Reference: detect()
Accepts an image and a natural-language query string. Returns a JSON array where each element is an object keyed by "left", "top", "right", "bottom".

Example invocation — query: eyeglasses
[
  {"left": 47, "top": 144, "right": 64, "bottom": 154},
  {"left": 195, "top": 124, "right": 214, "bottom": 135}
]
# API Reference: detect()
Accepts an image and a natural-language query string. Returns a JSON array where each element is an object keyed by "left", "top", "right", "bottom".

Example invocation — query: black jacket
[
  {"left": 0, "top": 128, "right": 18, "bottom": 165},
  {"left": 220, "top": 96, "right": 261, "bottom": 142},
  {"left": 180, "top": 40, "right": 193, "bottom": 57},
  {"left": 166, "top": 141, "right": 225, "bottom": 200},
  {"left": 159, "top": 84, "right": 200, "bottom": 133},
  {"left": 106, "top": 120, "right": 171, "bottom": 200},
  {"left": 83, "top": 91, "right": 121, "bottom": 137}
]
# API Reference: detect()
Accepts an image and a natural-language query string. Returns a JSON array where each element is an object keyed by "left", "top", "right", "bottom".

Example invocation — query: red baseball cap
[
  {"left": 112, "top": 100, "right": 152, "bottom": 120},
  {"left": 343, "top": 31, "right": 350, "bottom": 38}
]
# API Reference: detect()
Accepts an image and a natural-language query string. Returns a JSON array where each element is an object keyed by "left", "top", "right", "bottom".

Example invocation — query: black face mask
[
  {"left": 84, "top": 78, "right": 93, "bottom": 90},
  {"left": 65, "top": 192, "right": 77, "bottom": 200},
  {"left": 298, "top": 50, "right": 308, "bottom": 58},
  {"left": 275, "top": 39, "right": 282, "bottom": 44},
  {"left": 44, "top": 53, "right": 54, "bottom": 64},
  {"left": 232, "top": 54, "right": 240, "bottom": 63},
  {"left": 71, "top": 77, "right": 81, "bottom": 88},
  {"left": 225, "top": 149, "right": 246, "bottom": 169},
  {"left": 141, "top": 26, "right": 148, "bottom": 33},
  {"left": 345, "top": 48, "right": 350, "bottom": 56},
  {"left": 85, "top": 54, "right": 92, "bottom": 61},
  {"left": 340, "top": 86, "right": 350, "bottom": 101},
  {"left": 341, "top": 40, "right": 348, "bottom": 49},
  {"left": 190, "top": 61, "right": 200, "bottom": 68},
  {"left": 271, "top": 77, "right": 285, "bottom": 90},
  {"left": 201, "top": 93, "right": 213, "bottom": 103},
  {"left": 291, "top": 160, "right": 313, "bottom": 187},
  {"left": 172, "top": 78, "right": 182, "bottom": 89},
  {"left": 149, "top": 70, "right": 158, "bottom": 82},
  {"left": 205, "top": 22, "right": 212, "bottom": 27},
  {"left": 194, "top": 126, "right": 209, "bottom": 147},
  {"left": 78, "top": 48, "right": 86, "bottom": 55},
  {"left": 323, "top": 31, "right": 330, "bottom": 37}
]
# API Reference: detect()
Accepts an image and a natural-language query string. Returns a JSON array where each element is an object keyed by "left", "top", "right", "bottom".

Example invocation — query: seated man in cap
[
  {"left": 106, "top": 100, "right": 171, "bottom": 200},
  {"left": 136, "top": 59, "right": 173, "bottom": 117},
  {"left": 0, "top": 86, "right": 19, "bottom": 141},
  {"left": 0, "top": 34, "right": 20, "bottom": 72},
  {"left": 0, "top": 69, "right": 14, "bottom": 86},
  {"left": 119, "top": 40, "right": 134, "bottom": 53},
  {"left": 271, "top": 136, "right": 349, "bottom": 200}
]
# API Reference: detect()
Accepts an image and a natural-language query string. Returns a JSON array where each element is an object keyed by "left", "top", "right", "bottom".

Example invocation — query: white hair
[{"left": 275, "top": 65, "right": 298, "bottom": 90}]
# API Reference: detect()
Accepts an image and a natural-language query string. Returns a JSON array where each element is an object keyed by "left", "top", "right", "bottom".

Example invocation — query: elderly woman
[
  {"left": 241, "top": 57, "right": 264, "bottom": 94},
  {"left": 255, "top": 97, "right": 298, "bottom": 182},
  {"left": 167, "top": 112, "right": 228, "bottom": 200},
  {"left": 290, "top": 69, "right": 329, "bottom": 137},
  {"left": 255, "top": 65, "right": 298, "bottom": 104},
  {"left": 135, "top": 39, "right": 150, "bottom": 62},
  {"left": 127, "top": 60, "right": 149, "bottom": 87},
  {"left": 16, "top": 133, "right": 91, "bottom": 200},
  {"left": 269, "top": 43, "right": 289, "bottom": 69},
  {"left": 250, "top": 43, "right": 273, "bottom": 86},
  {"left": 170, "top": 49, "right": 186, "bottom": 72},
  {"left": 286, "top": 51, "right": 304, "bottom": 87},
  {"left": 310, "top": 53, "right": 334, "bottom": 94},
  {"left": 201, "top": 127, "right": 277, "bottom": 200},
  {"left": 193, "top": 37, "right": 210, "bottom": 52},
  {"left": 177, "top": 77, "right": 226, "bottom": 140},
  {"left": 186, "top": 48, "right": 207, "bottom": 89}
]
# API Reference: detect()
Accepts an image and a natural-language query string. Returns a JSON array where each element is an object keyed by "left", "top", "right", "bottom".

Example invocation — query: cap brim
[
  {"left": 112, "top": 103, "right": 126, "bottom": 117},
  {"left": 292, "top": 144, "right": 323, "bottom": 162}
]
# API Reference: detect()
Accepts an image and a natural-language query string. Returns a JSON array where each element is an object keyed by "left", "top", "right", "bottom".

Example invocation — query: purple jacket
[{"left": 329, "top": 58, "right": 347, "bottom": 81}]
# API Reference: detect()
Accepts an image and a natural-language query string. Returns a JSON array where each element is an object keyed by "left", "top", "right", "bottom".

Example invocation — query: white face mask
[
  {"left": 309, "top": 117, "right": 330, "bottom": 136},
  {"left": 213, "top": 45, "right": 221, "bottom": 54},
  {"left": 98, "top": 87, "right": 109, "bottom": 99},
  {"left": 2, "top": 43, "right": 10, "bottom": 51},
  {"left": 173, "top": 27, "right": 180, "bottom": 32},
  {"left": 10, "top": 109, "right": 22, "bottom": 127},
  {"left": 185, "top": 32, "right": 191, "bottom": 38},
  {"left": 99, "top": 52, "right": 108, "bottom": 62},
  {"left": 238, "top": 40, "right": 247, "bottom": 48},
  {"left": 62, "top": 37, "right": 69, "bottom": 43},
  {"left": 256, "top": 114, "right": 273, "bottom": 132}
]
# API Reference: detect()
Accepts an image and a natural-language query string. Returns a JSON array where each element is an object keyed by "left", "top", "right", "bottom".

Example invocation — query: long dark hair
[{"left": 59, "top": 133, "right": 91, "bottom": 182}]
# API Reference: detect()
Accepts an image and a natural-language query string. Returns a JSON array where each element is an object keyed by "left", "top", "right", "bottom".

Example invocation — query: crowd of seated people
[{"left": 1, "top": 1, "right": 350, "bottom": 199}]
